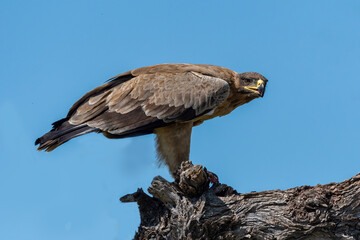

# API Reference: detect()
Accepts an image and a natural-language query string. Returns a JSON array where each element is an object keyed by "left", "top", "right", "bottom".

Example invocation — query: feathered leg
[{"left": 154, "top": 122, "right": 193, "bottom": 176}]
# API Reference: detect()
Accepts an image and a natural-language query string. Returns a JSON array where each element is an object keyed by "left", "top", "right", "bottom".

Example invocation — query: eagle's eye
[{"left": 244, "top": 78, "right": 252, "bottom": 84}]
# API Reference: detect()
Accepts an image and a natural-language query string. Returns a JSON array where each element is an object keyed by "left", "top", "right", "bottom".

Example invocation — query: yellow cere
[{"left": 257, "top": 79, "right": 264, "bottom": 87}]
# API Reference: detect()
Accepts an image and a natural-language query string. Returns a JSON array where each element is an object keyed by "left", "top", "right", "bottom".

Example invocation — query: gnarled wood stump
[{"left": 120, "top": 161, "right": 360, "bottom": 240}]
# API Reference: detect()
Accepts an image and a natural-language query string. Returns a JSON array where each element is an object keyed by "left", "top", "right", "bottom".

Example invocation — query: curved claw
[{"left": 204, "top": 168, "right": 219, "bottom": 184}]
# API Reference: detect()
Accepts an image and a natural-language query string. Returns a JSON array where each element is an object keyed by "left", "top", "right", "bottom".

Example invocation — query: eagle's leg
[{"left": 154, "top": 122, "right": 193, "bottom": 177}]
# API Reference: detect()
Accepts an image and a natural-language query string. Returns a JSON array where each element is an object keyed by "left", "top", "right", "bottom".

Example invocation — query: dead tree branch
[{"left": 120, "top": 161, "right": 360, "bottom": 240}]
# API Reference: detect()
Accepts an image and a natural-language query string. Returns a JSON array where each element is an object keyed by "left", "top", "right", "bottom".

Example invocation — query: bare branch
[{"left": 121, "top": 161, "right": 360, "bottom": 240}]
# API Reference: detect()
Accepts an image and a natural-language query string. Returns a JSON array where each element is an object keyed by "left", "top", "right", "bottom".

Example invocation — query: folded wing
[{"left": 36, "top": 69, "right": 230, "bottom": 151}]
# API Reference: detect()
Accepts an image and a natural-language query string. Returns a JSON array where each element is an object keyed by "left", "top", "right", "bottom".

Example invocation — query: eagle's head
[{"left": 236, "top": 72, "right": 268, "bottom": 98}]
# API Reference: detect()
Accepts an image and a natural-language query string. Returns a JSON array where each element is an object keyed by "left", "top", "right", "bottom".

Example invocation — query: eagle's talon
[
  {"left": 204, "top": 168, "right": 219, "bottom": 184},
  {"left": 209, "top": 173, "right": 219, "bottom": 184}
]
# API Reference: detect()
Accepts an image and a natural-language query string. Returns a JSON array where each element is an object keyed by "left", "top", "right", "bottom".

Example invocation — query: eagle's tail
[{"left": 35, "top": 118, "right": 96, "bottom": 152}]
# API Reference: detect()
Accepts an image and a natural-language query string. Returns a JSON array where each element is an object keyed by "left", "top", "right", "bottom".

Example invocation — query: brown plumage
[{"left": 35, "top": 63, "right": 268, "bottom": 175}]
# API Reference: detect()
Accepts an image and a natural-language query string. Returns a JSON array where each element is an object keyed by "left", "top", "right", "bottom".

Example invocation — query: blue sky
[{"left": 1, "top": 0, "right": 359, "bottom": 239}]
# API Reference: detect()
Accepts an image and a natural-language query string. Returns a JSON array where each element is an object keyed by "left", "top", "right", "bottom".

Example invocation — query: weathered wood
[{"left": 120, "top": 161, "right": 360, "bottom": 240}]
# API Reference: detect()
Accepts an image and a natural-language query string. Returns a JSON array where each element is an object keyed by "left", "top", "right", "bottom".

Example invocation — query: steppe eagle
[{"left": 35, "top": 63, "right": 268, "bottom": 175}]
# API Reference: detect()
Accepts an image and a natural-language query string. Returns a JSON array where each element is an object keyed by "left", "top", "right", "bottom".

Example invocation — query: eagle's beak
[
  {"left": 257, "top": 80, "right": 265, "bottom": 97},
  {"left": 244, "top": 79, "right": 266, "bottom": 97}
]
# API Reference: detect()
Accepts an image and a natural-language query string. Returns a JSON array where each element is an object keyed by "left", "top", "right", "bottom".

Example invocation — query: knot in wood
[
  {"left": 177, "top": 161, "right": 209, "bottom": 197},
  {"left": 288, "top": 186, "right": 331, "bottom": 224}
]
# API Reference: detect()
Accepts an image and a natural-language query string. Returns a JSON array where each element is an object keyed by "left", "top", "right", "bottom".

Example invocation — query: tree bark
[{"left": 120, "top": 161, "right": 360, "bottom": 240}]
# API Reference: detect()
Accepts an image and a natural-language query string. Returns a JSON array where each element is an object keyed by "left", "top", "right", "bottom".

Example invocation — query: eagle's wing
[
  {"left": 36, "top": 69, "right": 230, "bottom": 151},
  {"left": 69, "top": 71, "right": 230, "bottom": 136}
]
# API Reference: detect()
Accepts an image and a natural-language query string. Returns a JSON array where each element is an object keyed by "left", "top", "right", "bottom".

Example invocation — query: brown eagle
[{"left": 35, "top": 63, "right": 268, "bottom": 175}]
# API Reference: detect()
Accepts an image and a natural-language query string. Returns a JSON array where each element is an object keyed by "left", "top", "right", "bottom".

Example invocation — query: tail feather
[{"left": 35, "top": 118, "right": 96, "bottom": 152}]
